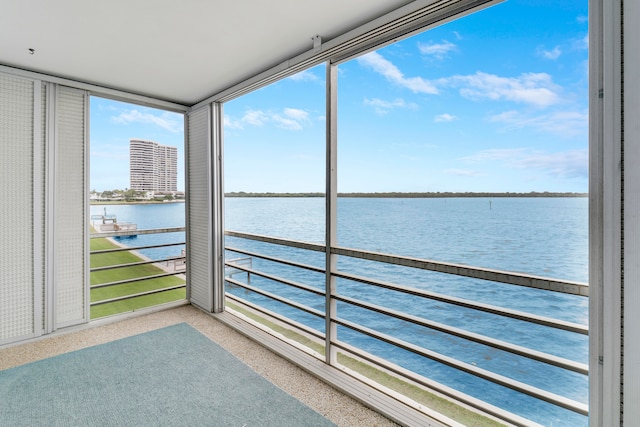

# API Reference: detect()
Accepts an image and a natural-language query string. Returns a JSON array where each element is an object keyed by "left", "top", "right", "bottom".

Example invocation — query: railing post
[{"left": 325, "top": 61, "right": 338, "bottom": 365}]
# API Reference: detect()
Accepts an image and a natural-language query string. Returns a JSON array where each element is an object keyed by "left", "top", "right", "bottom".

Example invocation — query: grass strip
[
  {"left": 225, "top": 300, "right": 504, "bottom": 426},
  {"left": 90, "top": 237, "right": 185, "bottom": 319}
]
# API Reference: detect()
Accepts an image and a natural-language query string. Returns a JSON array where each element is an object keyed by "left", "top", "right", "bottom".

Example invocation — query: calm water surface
[{"left": 90, "top": 202, "right": 186, "bottom": 260}]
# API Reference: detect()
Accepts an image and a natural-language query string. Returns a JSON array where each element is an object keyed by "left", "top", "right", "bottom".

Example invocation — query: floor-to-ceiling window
[
  {"left": 334, "top": 1, "right": 588, "bottom": 425},
  {"left": 220, "top": 1, "right": 589, "bottom": 425}
]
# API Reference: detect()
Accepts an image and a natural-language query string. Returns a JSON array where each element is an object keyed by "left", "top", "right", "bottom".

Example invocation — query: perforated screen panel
[
  {"left": 54, "top": 86, "right": 86, "bottom": 326},
  {"left": 0, "top": 74, "right": 35, "bottom": 341},
  {"left": 187, "top": 105, "right": 213, "bottom": 311}
]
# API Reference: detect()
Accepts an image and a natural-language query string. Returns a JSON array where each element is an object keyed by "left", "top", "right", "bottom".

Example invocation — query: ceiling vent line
[{"left": 202, "top": 0, "right": 500, "bottom": 107}]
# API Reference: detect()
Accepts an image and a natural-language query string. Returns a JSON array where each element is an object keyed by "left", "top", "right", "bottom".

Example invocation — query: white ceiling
[{"left": 1, "top": 0, "right": 413, "bottom": 106}]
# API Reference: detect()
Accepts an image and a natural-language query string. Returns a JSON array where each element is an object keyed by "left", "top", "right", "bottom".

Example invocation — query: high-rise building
[{"left": 130, "top": 139, "right": 178, "bottom": 192}]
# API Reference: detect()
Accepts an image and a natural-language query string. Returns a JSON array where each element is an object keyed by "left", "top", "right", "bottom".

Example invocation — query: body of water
[
  {"left": 93, "top": 197, "right": 589, "bottom": 426},
  {"left": 90, "top": 203, "right": 186, "bottom": 261}
]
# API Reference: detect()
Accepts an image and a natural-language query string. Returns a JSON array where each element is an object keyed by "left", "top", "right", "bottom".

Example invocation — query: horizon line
[{"left": 225, "top": 191, "right": 588, "bottom": 198}]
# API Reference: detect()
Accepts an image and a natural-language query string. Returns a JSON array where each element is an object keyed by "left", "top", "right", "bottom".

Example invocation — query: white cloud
[
  {"left": 224, "top": 109, "right": 269, "bottom": 129},
  {"left": 461, "top": 148, "right": 588, "bottom": 180},
  {"left": 418, "top": 40, "right": 456, "bottom": 59},
  {"left": 271, "top": 108, "right": 311, "bottom": 130},
  {"left": 440, "top": 72, "right": 561, "bottom": 107},
  {"left": 576, "top": 15, "right": 588, "bottom": 24},
  {"left": 112, "top": 109, "right": 182, "bottom": 133},
  {"left": 565, "top": 34, "right": 588, "bottom": 52},
  {"left": 452, "top": 31, "right": 462, "bottom": 40},
  {"left": 271, "top": 116, "right": 302, "bottom": 130},
  {"left": 434, "top": 113, "right": 457, "bottom": 123},
  {"left": 288, "top": 70, "right": 319, "bottom": 82},
  {"left": 511, "top": 149, "right": 588, "bottom": 179},
  {"left": 223, "top": 115, "right": 239, "bottom": 129},
  {"left": 224, "top": 108, "right": 311, "bottom": 131},
  {"left": 357, "top": 52, "right": 562, "bottom": 108},
  {"left": 363, "top": 98, "right": 417, "bottom": 115},
  {"left": 537, "top": 46, "right": 562, "bottom": 60},
  {"left": 357, "top": 51, "right": 438, "bottom": 94},
  {"left": 490, "top": 109, "right": 588, "bottom": 138},
  {"left": 242, "top": 110, "right": 269, "bottom": 126},
  {"left": 282, "top": 108, "right": 309, "bottom": 121}
]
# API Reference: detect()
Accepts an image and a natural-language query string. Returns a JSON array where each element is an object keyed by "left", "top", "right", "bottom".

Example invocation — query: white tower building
[{"left": 130, "top": 139, "right": 178, "bottom": 192}]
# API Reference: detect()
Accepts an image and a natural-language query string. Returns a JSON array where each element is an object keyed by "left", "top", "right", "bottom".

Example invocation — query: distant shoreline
[
  {"left": 91, "top": 200, "right": 185, "bottom": 205},
  {"left": 225, "top": 191, "right": 588, "bottom": 198},
  {"left": 91, "top": 192, "right": 589, "bottom": 203}
]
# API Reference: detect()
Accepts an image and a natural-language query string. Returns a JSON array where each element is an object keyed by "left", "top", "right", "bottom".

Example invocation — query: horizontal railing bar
[
  {"left": 226, "top": 293, "right": 325, "bottom": 341},
  {"left": 91, "top": 256, "right": 186, "bottom": 272},
  {"left": 226, "top": 245, "right": 325, "bottom": 274},
  {"left": 335, "top": 270, "right": 588, "bottom": 335},
  {"left": 90, "top": 226, "right": 186, "bottom": 238},
  {"left": 90, "top": 284, "right": 186, "bottom": 306},
  {"left": 225, "top": 230, "right": 325, "bottom": 253},
  {"left": 225, "top": 276, "right": 325, "bottom": 319},
  {"left": 332, "top": 339, "right": 543, "bottom": 427},
  {"left": 224, "top": 230, "right": 588, "bottom": 297},
  {"left": 332, "top": 246, "right": 589, "bottom": 297},
  {"left": 91, "top": 242, "right": 185, "bottom": 255},
  {"left": 333, "top": 317, "right": 588, "bottom": 416},
  {"left": 335, "top": 293, "right": 588, "bottom": 375},
  {"left": 91, "top": 272, "right": 182, "bottom": 290},
  {"left": 224, "top": 262, "right": 325, "bottom": 297},
  {"left": 227, "top": 256, "right": 252, "bottom": 267}
]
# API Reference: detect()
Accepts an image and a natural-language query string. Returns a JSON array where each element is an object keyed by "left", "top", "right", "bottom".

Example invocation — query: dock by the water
[{"left": 91, "top": 209, "right": 137, "bottom": 233}]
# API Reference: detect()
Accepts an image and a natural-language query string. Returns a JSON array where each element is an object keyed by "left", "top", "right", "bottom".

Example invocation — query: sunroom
[{"left": 0, "top": 0, "right": 637, "bottom": 426}]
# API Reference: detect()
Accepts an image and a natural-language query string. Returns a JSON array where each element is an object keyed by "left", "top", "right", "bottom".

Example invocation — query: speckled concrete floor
[{"left": 0, "top": 305, "right": 398, "bottom": 427}]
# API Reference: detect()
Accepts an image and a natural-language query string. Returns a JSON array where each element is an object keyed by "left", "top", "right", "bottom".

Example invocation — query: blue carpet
[{"left": 0, "top": 323, "right": 336, "bottom": 426}]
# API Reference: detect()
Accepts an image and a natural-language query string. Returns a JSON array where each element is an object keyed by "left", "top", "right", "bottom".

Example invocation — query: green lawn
[{"left": 90, "top": 237, "right": 186, "bottom": 319}]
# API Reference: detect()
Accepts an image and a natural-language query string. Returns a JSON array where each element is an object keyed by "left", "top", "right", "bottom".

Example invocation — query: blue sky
[{"left": 92, "top": 0, "right": 588, "bottom": 193}]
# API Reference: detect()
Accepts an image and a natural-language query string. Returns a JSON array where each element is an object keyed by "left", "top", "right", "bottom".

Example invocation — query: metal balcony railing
[
  {"left": 224, "top": 230, "right": 588, "bottom": 427},
  {"left": 90, "top": 227, "right": 187, "bottom": 318}
]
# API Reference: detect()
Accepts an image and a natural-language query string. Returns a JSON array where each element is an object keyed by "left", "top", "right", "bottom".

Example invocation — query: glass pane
[
  {"left": 336, "top": 1, "right": 588, "bottom": 425},
  {"left": 224, "top": 64, "right": 327, "bottom": 243},
  {"left": 89, "top": 97, "right": 186, "bottom": 318},
  {"left": 223, "top": 65, "right": 327, "bottom": 338}
]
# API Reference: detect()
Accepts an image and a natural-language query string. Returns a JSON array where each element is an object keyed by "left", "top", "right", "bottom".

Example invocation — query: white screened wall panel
[
  {"left": 38, "top": 83, "right": 46, "bottom": 331},
  {"left": 187, "top": 105, "right": 213, "bottom": 311},
  {"left": 54, "top": 86, "right": 86, "bottom": 326},
  {"left": 0, "top": 74, "right": 36, "bottom": 341}
]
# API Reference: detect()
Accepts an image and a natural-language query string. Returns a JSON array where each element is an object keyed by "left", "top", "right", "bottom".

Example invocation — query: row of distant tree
[
  {"left": 91, "top": 189, "right": 588, "bottom": 200},
  {"left": 90, "top": 189, "right": 177, "bottom": 201},
  {"left": 224, "top": 191, "right": 588, "bottom": 198}
]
